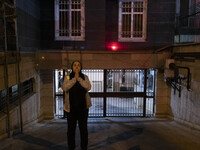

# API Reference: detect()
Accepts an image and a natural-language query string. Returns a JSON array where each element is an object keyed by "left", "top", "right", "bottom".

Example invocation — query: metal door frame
[{"left": 54, "top": 69, "right": 155, "bottom": 118}]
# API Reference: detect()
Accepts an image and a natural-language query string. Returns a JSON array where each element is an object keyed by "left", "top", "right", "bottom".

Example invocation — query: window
[
  {"left": 0, "top": 89, "right": 6, "bottom": 112},
  {"left": 188, "top": 0, "right": 200, "bottom": 28},
  {"left": 0, "top": 79, "right": 34, "bottom": 112},
  {"left": 21, "top": 78, "right": 33, "bottom": 97},
  {"left": 9, "top": 84, "right": 18, "bottom": 104},
  {"left": 55, "top": 0, "right": 85, "bottom": 41},
  {"left": 177, "top": 0, "right": 200, "bottom": 28},
  {"left": 118, "top": 0, "right": 147, "bottom": 42}
]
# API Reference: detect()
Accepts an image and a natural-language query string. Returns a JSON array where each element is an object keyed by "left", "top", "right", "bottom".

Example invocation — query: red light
[
  {"left": 111, "top": 45, "right": 118, "bottom": 51},
  {"left": 106, "top": 42, "right": 119, "bottom": 51}
]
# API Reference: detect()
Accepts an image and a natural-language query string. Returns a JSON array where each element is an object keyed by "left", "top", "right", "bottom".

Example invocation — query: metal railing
[
  {"left": 0, "top": 78, "right": 33, "bottom": 113},
  {"left": 106, "top": 97, "right": 144, "bottom": 117}
]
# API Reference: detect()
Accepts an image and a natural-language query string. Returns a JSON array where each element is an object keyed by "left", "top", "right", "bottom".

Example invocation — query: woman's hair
[{"left": 70, "top": 60, "right": 85, "bottom": 80}]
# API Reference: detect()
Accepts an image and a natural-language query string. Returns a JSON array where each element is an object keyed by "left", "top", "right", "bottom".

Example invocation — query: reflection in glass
[
  {"left": 107, "top": 70, "right": 145, "bottom": 92},
  {"left": 55, "top": 69, "right": 64, "bottom": 94},
  {"left": 82, "top": 70, "right": 104, "bottom": 92}
]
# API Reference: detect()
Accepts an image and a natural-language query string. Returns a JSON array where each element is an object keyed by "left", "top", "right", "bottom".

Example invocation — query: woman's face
[{"left": 72, "top": 61, "right": 81, "bottom": 73}]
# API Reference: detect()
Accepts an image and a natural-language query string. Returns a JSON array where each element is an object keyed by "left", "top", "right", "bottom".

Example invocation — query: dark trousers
[{"left": 66, "top": 109, "right": 88, "bottom": 150}]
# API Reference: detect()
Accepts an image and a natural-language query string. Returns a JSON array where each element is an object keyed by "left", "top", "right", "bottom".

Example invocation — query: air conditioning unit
[{"left": 164, "top": 59, "right": 175, "bottom": 79}]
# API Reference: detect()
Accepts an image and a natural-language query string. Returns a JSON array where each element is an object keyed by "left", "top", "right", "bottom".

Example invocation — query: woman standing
[{"left": 62, "top": 61, "right": 92, "bottom": 150}]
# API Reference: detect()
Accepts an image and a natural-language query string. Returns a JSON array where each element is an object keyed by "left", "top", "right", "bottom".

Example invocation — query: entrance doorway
[{"left": 54, "top": 69, "right": 155, "bottom": 118}]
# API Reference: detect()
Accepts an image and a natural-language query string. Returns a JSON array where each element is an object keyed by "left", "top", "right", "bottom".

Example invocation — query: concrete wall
[
  {"left": 0, "top": 55, "right": 45, "bottom": 139},
  {"left": 40, "top": 0, "right": 106, "bottom": 50},
  {"left": 38, "top": 69, "right": 54, "bottom": 121},
  {"left": 40, "top": 0, "right": 175, "bottom": 51},
  {"left": 35, "top": 50, "right": 171, "bottom": 70},
  {"left": 106, "top": 0, "right": 176, "bottom": 50},
  {"left": 155, "top": 71, "right": 171, "bottom": 117},
  {"left": 0, "top": 55, "right": 36, "bottom": 90},
  {"left": 169, "top": 44, "right": 200, "bottom": 129},
  {"left": 0, "top": 90, "right": 40, "bottom": 140},
  {"left": 16, "top": 0, "right": 40, "bottom": 52}
]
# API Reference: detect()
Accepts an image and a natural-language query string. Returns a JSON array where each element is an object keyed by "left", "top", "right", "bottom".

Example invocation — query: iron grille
[{"left": 54, "top": 69, "right": 155, "bottom": 118}]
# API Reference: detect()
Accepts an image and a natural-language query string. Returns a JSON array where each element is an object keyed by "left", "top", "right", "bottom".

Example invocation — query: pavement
[{"left": 0, "top": 117, "right": 200, "bottom": 150}]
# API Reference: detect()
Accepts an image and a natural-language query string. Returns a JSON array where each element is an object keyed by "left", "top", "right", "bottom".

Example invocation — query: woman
[{"left": 62, "top": 60, "right": 92, "bottom": 150}]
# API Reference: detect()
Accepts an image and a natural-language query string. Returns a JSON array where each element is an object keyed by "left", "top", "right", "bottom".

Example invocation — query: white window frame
[
  {"left": 118, "top": 0, "right": 147, "bottom": 42},
  {"left": 55, "top": 0, "right": 85, "bottom": 41}
]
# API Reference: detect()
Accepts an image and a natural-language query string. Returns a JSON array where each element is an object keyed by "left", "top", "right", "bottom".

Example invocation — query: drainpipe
[
  {"left": 14, "top": 14, "right": 23, "bottom": 133},
  {"left": 3, "top": 3, "right": 11, "bottom": 138}
]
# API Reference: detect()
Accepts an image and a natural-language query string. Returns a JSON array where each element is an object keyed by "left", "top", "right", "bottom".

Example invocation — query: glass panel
[
  {"left": 59, "top": 11, "right": 69, "bottom": 36},
  {"left": 57, "top": 69, "right": 103, "bottom": 93},
  {"left": 133, "top": 2, "right": 143, "bottom": 12},
  {"left": 146, "top": 98, "right": 154, "bottom": 116},
  {"left": 146, "top": 69, "right": 155, "bottom": 96},
  {"left": 0, "top": 89, "right": 7, "bottom": 112},
  {"left": 55, "top": 97, "right": 104, "bottom": 118},
  {"left": 59, "top": 0, "right": 69, "bottom": 9},
  {"left": 82, "top": 70, "right": 104, "bottom": 92},
  {"left": 71, "top": 11, "right": 81, "bottom": 36},
  {"left": 122, "top": 2, "right": 131, "bottom": 12},
  {"left": 21, "top": 79, "right": 33, "bottom": 97},
  {"left": 133, "top": 14, "right": 143, "bottom": 37},
  {"left": 72, "top": 0, "right": 81, "bottom": 9},
  {"left": 55, "top": 96, "right": 64, "bottom": 118},
  {"left": 9, "top": 84, "right": 18, "bottom": 104},
  {"left": 54, "top": 69, "right": 155, "bottom": 118},
  {"left": 106, "top": 97, "right": 144, "bottom": 116},
  {"left": 89, "top": 98, "right": 104, "bottom": 117},
  {"left": 55, "top": 69, "right": 64, "bottom": 94},
  {"left": 59, "top": 11, "right": 62, "bottom": 36},
  {"left": 122, "top": 14, "right": 131, "bottom": 37},
  {"left": 107, "top": 70, "right": 144, "bottom": 92}
]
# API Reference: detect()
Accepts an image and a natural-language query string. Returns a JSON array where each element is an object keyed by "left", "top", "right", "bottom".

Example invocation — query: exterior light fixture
[
  {"left": 106, "top": 42, "right": 120, "bottom": 51},
  {"left": 111, "top": 45, "right": 117, "bottom": 51}
]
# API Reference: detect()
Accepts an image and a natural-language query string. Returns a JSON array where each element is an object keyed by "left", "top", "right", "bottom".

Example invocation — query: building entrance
[{"left": 54, "top": 69, "right": 155, "bottom": 118}]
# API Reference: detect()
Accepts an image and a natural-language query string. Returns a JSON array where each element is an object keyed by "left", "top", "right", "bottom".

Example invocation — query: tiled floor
[{"left": 0, "top": 117, "right": 200, "bottom": 150}]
